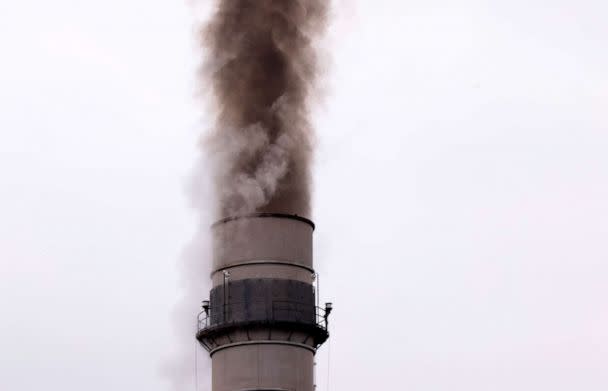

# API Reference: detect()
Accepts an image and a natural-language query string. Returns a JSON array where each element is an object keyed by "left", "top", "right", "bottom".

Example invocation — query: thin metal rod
[
  {"left": 316, "top": 273, "right": 320, "bottom": 313},
  {"left": 223, "top": 272, "right": 228, "bottom": 322},
  {"left": 194, "top": 322, "right": 199, "bottom": 391},
  {"left": 326, "top": 336, "right": 331, "bottom": 391}
]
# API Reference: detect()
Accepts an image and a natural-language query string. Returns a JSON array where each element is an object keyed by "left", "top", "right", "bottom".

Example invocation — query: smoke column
[
  {"left": 163, "top": 1, "right": 328, "bottom": 390},
  {"left": 203, "top": 0, "right": 328, "bottom": 218}
]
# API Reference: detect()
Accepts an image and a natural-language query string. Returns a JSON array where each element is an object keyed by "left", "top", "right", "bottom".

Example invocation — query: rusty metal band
[
  {"left": 211, "top": 213, "right": 315, "bottom": 230},
  {"left": 209, "top": 340, "right": 316, "bottom": 357},
  {"left": 211, "top": 260, "right": 315, "bottom": 277}
]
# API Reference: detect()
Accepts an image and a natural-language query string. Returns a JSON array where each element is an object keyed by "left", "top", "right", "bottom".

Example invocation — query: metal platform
[{"left": 196, "top": 278, "right": 329, "bottom": 353}]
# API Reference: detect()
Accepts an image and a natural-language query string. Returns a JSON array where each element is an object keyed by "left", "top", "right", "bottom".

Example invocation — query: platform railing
[{"left": 197, "top": 301, "right": 329, "bottom": 332}]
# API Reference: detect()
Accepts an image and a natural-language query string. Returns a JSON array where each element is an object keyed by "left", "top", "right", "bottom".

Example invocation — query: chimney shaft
[{"left": 197, "top": 213, "right": 330, "bottom": 391}]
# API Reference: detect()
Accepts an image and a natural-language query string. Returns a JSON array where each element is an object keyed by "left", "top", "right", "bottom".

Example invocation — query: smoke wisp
[{"left": 202, "top": 0, "right": 328, "bottom": 218}]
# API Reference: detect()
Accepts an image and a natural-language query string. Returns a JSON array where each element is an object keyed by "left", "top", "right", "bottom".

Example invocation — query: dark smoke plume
[
  {"left": 202, "top": 0, "right": 328, "bottom": 218},
  {"left": 163, "top": 4, "right": 327, "bottom": 388}
]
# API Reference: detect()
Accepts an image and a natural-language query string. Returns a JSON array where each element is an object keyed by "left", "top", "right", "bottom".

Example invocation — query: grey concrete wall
[
  {"left": 212, "top": 215, "right": 313, "bottom": 275},
  {"left": 212, "top": 343, "right": 314, "bottom": 391}
]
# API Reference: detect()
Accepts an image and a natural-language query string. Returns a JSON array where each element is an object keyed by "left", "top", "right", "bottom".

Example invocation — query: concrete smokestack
[
  {"left": 194, "top": 1, "right": 331, "bottom": 389},
  {"left": 197, "top": 213, "right": 330, "bottom": 391}
]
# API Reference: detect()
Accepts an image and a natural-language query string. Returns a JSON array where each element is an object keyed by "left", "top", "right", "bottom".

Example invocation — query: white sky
[{"left": 1, "top": 1, "right": 607, "bottom": 390}]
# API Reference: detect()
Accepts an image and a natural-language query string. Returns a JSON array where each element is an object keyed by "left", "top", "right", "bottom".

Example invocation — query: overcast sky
[{"left": 1, "top": 1, "right": 607, "bottom": 390}]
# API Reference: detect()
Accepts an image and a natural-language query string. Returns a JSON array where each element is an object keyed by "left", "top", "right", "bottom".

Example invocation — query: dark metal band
[{"left": 208, "top": 278, "right": 315, "bottom": 326}]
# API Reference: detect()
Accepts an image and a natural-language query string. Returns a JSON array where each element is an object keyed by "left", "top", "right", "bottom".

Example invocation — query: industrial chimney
[{"left": 196, "top": 213, "right": 331, "bottom": 391}]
